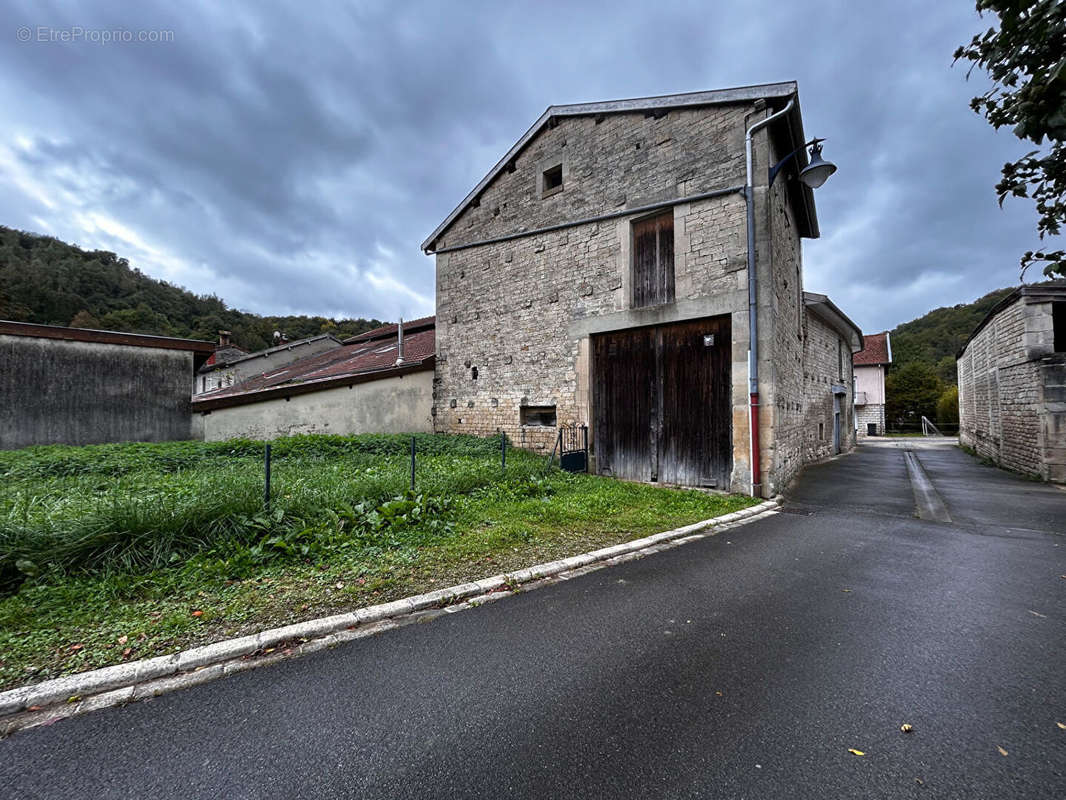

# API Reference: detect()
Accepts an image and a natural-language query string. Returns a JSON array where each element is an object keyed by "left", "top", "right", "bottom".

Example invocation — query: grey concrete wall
[
  {"left": 199, "top": 370, "right": 434, "bottom": 441},
  {"left": 1, "top": 334, "right": 197, "bottom": 449}
]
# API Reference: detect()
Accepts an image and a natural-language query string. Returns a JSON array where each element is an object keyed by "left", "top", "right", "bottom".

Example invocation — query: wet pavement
[{"left": 1, "top": 440, "right": 1063, "bottom": 798}]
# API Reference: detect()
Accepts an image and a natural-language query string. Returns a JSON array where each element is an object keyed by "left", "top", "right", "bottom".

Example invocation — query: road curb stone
[{"left": 0, "top": 497, "right": 780, "bottom": 735}]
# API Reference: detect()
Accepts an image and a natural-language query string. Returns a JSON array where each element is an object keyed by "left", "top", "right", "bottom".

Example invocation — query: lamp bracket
[{"left": 768, "top": 138, "right": 824, "bottom": 186}]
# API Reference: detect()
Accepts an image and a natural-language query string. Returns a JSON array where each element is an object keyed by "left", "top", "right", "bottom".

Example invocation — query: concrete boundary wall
[
  {"left": 1, "top": 333, "right": 203, "bottom": 449},
  {"left": 198, "top": 369, "right": 434, "bottom": 441}
]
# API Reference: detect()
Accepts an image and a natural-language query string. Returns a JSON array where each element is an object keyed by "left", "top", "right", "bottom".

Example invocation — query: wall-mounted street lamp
[
  {"left": 768, "top": 138, "right": 838, "bottom": 189},
  {"left": 744, "top": 98, "right": 837, "bottom": 497}
]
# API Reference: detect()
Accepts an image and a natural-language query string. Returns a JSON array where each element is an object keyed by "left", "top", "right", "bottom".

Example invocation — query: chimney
[
  {"left": 218, "top": 330, "right": 232, "bottom": 348},
  {"left": 395, "top": 317, "right": 405, "bottom": 366}
]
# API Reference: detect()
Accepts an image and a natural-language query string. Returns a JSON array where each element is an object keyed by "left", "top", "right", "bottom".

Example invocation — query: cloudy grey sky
[{"left": 0, "top": 0, "right": 1045, "bottom": 334}]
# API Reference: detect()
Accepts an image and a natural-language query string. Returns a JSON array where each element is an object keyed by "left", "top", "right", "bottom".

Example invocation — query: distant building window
[
  {"left": 632, "top": 211, "right": 675, "bottom": 308},
  {"left": 1054, "top": 303, "right": 1066, "bottom": 352},
  {"left": 867, "top": 423, "right": 877, "bottom": 436},
  {"left": 520, "top": 405, "right": 557, "bottom": 427},
  {"left": 818, "top": 422, "right": 825, "bottom": 440},
  {"left": 541, "top": 164, "right": 563, "bottom": 198}
]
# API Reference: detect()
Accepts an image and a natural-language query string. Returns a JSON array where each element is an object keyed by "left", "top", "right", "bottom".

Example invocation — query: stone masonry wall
[
  {"left": 958, "top": 297, "right": 1064, "bottom": 482},
  {"left": 855, "top": 403, "right": 885, "bottom": 437},
  {"left": 763, "top": 136, "right": 811, "bottom": 493},
  {"left": 434, "top": 190, "right": 749, "bottom": 454},
  {"left": 799, "top": 311, "right": 855, "bottom": 467},
  {"left": 431, "top": 106, "right": 752, "bottom": 252}
]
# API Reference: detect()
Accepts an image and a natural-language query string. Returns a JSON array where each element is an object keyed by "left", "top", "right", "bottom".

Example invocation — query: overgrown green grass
[{"left": 0, "top": 434, "right": 756, "bottom": 690}]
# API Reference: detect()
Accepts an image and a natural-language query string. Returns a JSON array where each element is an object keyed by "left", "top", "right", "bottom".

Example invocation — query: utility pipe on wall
[{"left": 744, "top": 95, "right": 795, "bottom": 497}]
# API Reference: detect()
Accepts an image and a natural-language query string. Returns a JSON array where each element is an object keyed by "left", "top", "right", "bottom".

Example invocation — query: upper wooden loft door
[{"left": 632, "top": 211, "right": 674, "bottom": 308}]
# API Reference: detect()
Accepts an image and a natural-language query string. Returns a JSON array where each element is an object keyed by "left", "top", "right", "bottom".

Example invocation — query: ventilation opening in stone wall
[
  {"left": 520, "top": 405, "right": 557, "bottom": 427},
  {"left": 541, "top": 164, "right": 563, "bottom": 197}
]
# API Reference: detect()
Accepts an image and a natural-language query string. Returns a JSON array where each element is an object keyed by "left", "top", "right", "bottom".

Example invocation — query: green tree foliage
[
  {"left": 889, "top": 286, "right": 1015, "bottom": 383},
  {"left": 955, "top": 1, "right": 1066, "bottom": 277},
  {"left": 68, "top": 309, "right": 100, "bottom": 329},
  {"left": 0, "top": 226, "right": 384, "bottom": 350},
  {"left": 937, "top": 385, "right": 960, "bottom": 426},
  {"left": 886, "top": 362, "right": 945, "bottom": 427}
]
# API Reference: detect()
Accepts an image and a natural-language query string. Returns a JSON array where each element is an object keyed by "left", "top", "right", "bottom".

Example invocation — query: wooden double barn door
[{"left": 592, "top": 316, "right": 732, "bottom": 488}]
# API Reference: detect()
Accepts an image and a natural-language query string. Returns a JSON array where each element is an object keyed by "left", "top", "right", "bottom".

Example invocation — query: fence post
[
  {"left": 501, "top": 429, "right": 506, "bottom": 473},
  {"left": 410, "top": 435, "right": 416, "bottom": 493},
  {"left": 264, "top": 443, "right": 272, "bottom": 512}
]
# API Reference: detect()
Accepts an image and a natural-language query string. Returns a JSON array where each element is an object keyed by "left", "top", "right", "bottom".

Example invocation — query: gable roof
[
  {"left": 422, "top": 82, "right": 816, "bottom": 252},
  {"left": 853, "top": 331, "right": 891, "bottom": 366},
  {"left": 191, "top": 321, "right": 434, "bottom": 412},
  {"left": 343, "top": 315, "right": 435, "bottom": 344}
]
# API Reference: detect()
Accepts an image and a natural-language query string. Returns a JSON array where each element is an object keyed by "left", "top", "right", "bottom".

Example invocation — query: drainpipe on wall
[
  {"left": 395, "top": 317, "right": 405, "bottom": 366},
  {"left": 744, "top": 94, "right": 795, "bottom": 498}
]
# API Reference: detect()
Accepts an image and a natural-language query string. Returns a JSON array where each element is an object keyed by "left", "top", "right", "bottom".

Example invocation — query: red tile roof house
[
  {"left": 190, "top": 317, "right": 435, "bottom": 441},
  {"left": 852, "top": 331, "right": 891, "bottom": 437}
]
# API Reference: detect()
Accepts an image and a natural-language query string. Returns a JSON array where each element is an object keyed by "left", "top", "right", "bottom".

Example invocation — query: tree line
[{"left": 0, "top": 226, "right": 383, "bottom": 351}]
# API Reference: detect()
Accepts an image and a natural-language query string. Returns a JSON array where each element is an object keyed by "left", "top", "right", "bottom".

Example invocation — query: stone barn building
[
  {"left": 0, "top": 320, "right": 214, "bottom": 449},
  {"left": 423, "top": 83, "right": 862, "bottom": 496},
  {"left": 957, "top": 281, "right": 1066, "bottom": 483},
  {"left": 853, "top": 331, "right": 891, "bottom": 438}
]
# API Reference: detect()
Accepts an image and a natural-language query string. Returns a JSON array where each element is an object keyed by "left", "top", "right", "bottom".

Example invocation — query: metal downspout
[{"left": 745, "top": 95, "right": 796, "bottom": 497}]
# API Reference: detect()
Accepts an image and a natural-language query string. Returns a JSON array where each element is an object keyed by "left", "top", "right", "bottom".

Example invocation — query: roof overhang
[
  {"left": 422, "top": 81, "right": 818, "bottom": 253},
  {"left": 803, "top": 292, "right": 864, "bottom": 353}
]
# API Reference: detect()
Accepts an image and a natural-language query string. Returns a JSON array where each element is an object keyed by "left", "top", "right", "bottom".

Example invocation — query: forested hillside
[
  {"left": 0, "top": 226, "right": 382, "bottom": 351},
  {"left": 888, "top": 286, "right": 1015, "bottom": 383},
  {"left": 883, "top": 285, "right": 1018, "bottom": 429}
]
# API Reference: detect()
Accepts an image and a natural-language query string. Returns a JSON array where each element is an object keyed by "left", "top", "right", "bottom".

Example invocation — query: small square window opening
[
  {"left": 541, "top": 164, "right": 563, "bottom": 197},
  {"left": 520, "top": 405, "right": 557, "bottom": 427}
]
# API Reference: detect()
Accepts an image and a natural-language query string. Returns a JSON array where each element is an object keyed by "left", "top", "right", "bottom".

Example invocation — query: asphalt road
[{"left": 2, "top": 440, "right": 1064, "bottom": 799}]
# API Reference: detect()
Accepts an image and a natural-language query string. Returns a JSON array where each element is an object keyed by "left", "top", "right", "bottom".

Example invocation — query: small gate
[{"left": 550, "top": 424, "right": 588, "bottom": 473}]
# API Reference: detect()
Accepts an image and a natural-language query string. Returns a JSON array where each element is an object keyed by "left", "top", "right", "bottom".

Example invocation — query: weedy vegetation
[{"left": 0, "top": 433, "right": 756, "bottom": 690}]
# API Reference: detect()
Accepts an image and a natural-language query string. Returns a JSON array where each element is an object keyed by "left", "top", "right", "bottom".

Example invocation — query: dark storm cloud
[{"left": 0, "top": 0, "right": 1044, "bottom": 331}]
